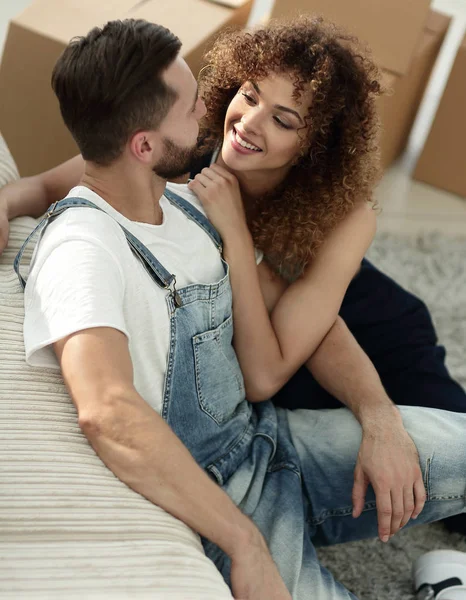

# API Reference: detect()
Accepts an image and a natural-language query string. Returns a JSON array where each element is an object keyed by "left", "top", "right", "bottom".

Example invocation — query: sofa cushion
[{"left": 0, "top": 140, "right": 232, "bottom": 599}]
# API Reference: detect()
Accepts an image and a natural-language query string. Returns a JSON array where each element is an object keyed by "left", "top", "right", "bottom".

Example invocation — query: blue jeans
[
  {"left": 201, "top": 404, "right": 465, "bottom": 599},
  {"left": 16, "top": 189, "right": 466, "bottom": 600}
]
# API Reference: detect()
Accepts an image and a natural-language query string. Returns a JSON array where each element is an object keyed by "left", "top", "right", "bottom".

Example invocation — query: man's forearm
[
  {"left": 81, "top": 387, "right": 261, "bottom": 558},
  {"left": 306, "top": 316, "right": 402, "bottom": 428}
]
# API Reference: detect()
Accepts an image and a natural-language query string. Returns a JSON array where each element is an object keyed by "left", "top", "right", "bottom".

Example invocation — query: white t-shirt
[{"left": 24, "top": 182, "right": 233, "bottom": 414}]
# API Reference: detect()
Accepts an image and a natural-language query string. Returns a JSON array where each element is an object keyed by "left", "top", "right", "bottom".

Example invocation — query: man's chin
[
  {"left": 167, "top": 172, "right": 190, "bottom": 184},
  {"left": 153, "top": 160, "right": 194, "bottom": 181}
]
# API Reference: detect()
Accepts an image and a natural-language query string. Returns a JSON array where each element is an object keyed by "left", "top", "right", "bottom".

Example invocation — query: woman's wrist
[
  {"left": 0, "top": 181, "right": 25, "bottom": 220},
  {"left": 223, "top": 228, "right": 255, "bottom": 262},
  {"left": 0, "top": 186, "right": 11, "bottom": 219}
]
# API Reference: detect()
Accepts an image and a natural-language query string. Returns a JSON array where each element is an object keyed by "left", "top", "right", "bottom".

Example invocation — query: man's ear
[{"left": 128, "top": 130, "right": 159, "bottom": 164}]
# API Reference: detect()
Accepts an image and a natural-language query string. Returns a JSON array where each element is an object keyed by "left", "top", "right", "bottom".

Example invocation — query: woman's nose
[
  {"left": 199, "top": 98, "right": 207, "bottom": 119},
  {"left": 241, "top": 110, "right": 262, "bottom": 134}
]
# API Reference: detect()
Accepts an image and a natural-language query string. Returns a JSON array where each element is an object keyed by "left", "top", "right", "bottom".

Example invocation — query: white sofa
[{"left": 0, "top": 136, "right": 233, "bottom": 599}]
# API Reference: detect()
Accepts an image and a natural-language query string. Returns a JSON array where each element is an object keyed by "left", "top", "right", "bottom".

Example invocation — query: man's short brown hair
[{"left": 52, "top": 19, "right": 182, "bottom": 165}]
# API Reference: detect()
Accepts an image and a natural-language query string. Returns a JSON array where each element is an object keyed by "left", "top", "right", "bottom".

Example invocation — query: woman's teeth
[{"left": 234, "top": 130, "right": 261, "bottom": 151}]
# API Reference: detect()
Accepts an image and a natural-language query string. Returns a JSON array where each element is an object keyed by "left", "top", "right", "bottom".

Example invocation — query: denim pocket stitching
[
  {"left": 193, "top": 315, "right": 245, "bottom": 425},
  {"left": 308, "top": 501, "right": 377, "bottom": 526},
  {"left": 424, "top": 456, "right": 432, "bottom": 501}
]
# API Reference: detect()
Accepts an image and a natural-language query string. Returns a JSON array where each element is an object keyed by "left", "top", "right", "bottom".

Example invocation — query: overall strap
[
  {"left": 14, "top": 197, "right": 176, "bottom": 293},
  {"left": 163, "top": 186, "right": 223, "bottom": 253}
]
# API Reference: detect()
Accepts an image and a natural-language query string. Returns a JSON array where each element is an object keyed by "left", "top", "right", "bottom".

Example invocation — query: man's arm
[{"left": 54, "top": 326, "right": 290, "bottom": 600}]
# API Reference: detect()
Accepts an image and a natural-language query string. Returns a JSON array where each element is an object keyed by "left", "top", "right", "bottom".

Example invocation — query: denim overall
[{"left": 15, "top": 188, "right": 466, "bottom": 600}]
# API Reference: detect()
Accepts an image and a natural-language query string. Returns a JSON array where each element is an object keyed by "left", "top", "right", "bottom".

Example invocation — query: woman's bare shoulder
[{"left": 300, "top": 200, "right": 377, "bottom": 281}]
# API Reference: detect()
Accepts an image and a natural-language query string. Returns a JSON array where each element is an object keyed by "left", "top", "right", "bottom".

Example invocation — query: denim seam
[
  {"left": 254, "top": 432, "right": 277, "bottom": 464},
  {"left": 164, "top": 191, "right": 222, "bottom": 252},
  {"left": 161, "top": 302, "right": 177, "bottom": 421},
  {"left": 424, "top": 455, "right": 432, "bottom": 500},
  {"left": 192, "top": 340, "right": 224, "bottom": 425},
  {"left": 206, "top": 420, "right": 254, "bottom": 486},
  {"left": 267, "top": 462, "right": 301, "bottom": 479},
  {"left": 192, "top": 317, "right": 243, "bottom": 425},
  {"left": 428, "top": 495, "right": 464, "bottom": 501},
  {"left": 309, "top": 502, "right": 377, "bottom": 526}
]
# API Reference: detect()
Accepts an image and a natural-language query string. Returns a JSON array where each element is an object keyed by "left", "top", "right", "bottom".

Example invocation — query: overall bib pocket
[{"left": 193, "top": 315, "right": 245, "bottom": 425}]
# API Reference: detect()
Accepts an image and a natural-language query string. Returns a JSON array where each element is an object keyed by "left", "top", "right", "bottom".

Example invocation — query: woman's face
[{"left": 221, "top": 72, "right": 312, "bottom": 176}]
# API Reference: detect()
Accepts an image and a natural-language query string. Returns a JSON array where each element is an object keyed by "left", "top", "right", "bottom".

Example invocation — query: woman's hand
[{"left": 187, "top": 164, "right": 249, "bottom": 242}]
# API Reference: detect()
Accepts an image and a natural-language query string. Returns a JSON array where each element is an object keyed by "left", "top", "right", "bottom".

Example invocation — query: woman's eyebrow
[{"left": 251, "top": 81, "right": 304, "bottom": 124}]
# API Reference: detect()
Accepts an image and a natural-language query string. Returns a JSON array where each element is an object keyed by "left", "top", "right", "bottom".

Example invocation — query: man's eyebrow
[{"left": 251, "top": 81, "right": 304, "bottom": 125}]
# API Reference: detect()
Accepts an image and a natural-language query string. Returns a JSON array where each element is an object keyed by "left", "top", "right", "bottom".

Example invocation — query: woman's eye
[
  {"left": 241, "top": 92, "right": 256, "bottom": 105},
  {"left": 274, "top": 116, "right": 292, "bottom": 130}
]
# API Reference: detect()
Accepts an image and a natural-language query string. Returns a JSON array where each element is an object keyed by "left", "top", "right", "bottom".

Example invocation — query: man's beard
[{"left": 153, "top": 137, "right": 197, "bottom": 180}]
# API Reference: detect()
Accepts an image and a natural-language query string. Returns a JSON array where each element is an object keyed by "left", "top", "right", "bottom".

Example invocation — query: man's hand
[
  {"left": 231, "top": 530, "right": 291, "bottom": 600},
  {"left": 187, "top": 164, "right": 249, "bottom": 242},
  {"left": 352, "top": 416, "right": 426, "bottom": 542}
]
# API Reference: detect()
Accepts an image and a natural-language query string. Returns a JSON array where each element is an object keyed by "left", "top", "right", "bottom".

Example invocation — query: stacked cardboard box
[
  {"left": 271, "top": 0, "right": 432, "bottom": 76},
  {"left": 269, "top": 0, "right": 451, "bottom": 170},
  {"left": 413, "top": 33, "right": 466, "bottom": 199},
  {"left": 0, "top": 0, "right": 252, "bottom": 176},
  {"left": 377, "top": 10, "right": 451, "bottom": 168}
]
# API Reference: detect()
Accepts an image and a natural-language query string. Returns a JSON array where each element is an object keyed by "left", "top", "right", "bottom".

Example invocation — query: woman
[
  {"left": 186, "top": 17, "right": 466, "bottom": 537},
  {"left": 189, "top": 17, "right": 465, "bottom": 412},
  {"left": 0, "top": 16, "right": 464, "bottom": 535}
]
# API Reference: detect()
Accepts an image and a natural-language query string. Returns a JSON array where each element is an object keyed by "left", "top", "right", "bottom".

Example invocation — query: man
[{"left": 11, "top": 19, "right": 466, "bottom": 600}]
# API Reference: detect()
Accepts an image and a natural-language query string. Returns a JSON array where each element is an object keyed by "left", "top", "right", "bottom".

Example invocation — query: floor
[{"left": 1, "top": 0, "right": 465, "bottom": 236}]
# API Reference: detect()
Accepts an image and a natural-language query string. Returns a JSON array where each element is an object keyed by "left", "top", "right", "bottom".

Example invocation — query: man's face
[{"left": 153, "top": 56, "right": 206, "bottom": 179}]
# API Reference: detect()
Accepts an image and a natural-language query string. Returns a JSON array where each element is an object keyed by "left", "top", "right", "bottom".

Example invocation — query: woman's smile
[{"left": 230, "top": 126, "right": 263, "bottom": 154}]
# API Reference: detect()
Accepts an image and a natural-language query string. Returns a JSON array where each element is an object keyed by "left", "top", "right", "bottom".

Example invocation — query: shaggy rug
[{"left": 317, "top": 231, "right": 466, "bottom": 600}]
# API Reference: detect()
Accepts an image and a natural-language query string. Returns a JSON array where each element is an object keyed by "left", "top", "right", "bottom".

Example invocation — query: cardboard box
[
  {"left": 269, "top": 0, "right": 431, "bottom": 76},
  {"left": 0, "top": 0, "right": 252, "bottom": 176},
  {"left": 377, "top": 10, "right": 451, "bottom": 169},
  {"left": 413, "top": 33, "right": 466, "bottom": 198}
]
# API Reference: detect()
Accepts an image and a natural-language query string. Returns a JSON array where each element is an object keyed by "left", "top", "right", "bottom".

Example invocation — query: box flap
[
  {"left": 425, "top": 10, "right": 451, "bottom": 35},
  {"left": 13, "top": 0, "right": 235, "bottom": 51},
  {"left": 132, "top": 0, "right": 232, "bottom": 55}
]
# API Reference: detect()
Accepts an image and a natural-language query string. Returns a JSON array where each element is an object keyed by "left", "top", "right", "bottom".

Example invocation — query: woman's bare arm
[
  {"left": 0, "top": 154, "right": 84, "bottom": 219},
  {"left": 245, "top": 213, "right": 426, "bottom": 542},
  {"left": 231, "top": 200, "right": 376, "bottom": 400},
  {"left": 189, "top": 165, "right": 376, "bottom": 401}
]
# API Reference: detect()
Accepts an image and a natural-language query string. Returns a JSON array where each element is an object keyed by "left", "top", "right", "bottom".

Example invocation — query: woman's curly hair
[{"left": 198, "top": 16, "right": 383, "bottom": 278}]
